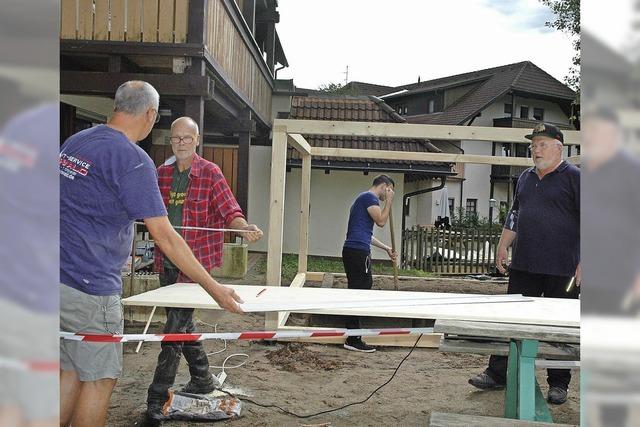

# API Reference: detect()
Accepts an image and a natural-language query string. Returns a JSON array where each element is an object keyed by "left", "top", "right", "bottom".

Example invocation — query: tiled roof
[
  {"left": 288, "top": 95, "right": 452, "bottom": 173},
  {"left": 404, "top": 61, "right": 575, "bottom": 125}
]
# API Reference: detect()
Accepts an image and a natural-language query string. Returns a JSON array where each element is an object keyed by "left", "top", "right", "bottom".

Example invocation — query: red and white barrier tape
[
  {"left": 60, "top": 327, "right": 434, "bottom": 343},
  {"left": 0, "top": 355, "right": 58, "bottom": 373}
]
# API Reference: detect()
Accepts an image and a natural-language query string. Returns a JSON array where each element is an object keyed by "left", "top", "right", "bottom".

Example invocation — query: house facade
[
  {"left": 379, "top": 61, "right": 578, "bottom": 228},
  {"left": 60, "top": 0, "right": 288, "bottom": 217}
]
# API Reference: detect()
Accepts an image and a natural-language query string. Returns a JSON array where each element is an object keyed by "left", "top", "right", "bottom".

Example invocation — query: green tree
[
  {"left": 317, "top": 82, "right": 357, "bottom": 96},
  {"left": 540, "top": 0, "right": 580, "bottom": 92}
]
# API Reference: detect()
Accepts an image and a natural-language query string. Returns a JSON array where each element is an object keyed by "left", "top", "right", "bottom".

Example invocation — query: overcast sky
[{"left": 275, "top": 0, "right": 578, "bottom": 90}]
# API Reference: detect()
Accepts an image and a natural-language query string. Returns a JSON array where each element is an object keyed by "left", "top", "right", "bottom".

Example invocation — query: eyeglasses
[
  {"left": 529, "top": 142, "right": 552, "bottom": 151},
  {"left": 170, "top": 136, "right": 195, "bottom": 145}
]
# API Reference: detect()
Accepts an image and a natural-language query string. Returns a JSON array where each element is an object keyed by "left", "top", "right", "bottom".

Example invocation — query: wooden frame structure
[{"left": 266, "top": 119, "right": 581, "bottom": 341}]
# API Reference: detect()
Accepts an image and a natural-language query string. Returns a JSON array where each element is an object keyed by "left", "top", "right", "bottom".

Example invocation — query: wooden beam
[
  {"left": 298, "top": 153, "right": 311, "bottom": 273},
  {"left": 276, "top": 325, "right": 441, "bottom": 348},
  {"left": 305, "top": 272, "right": 325, "bottom": 282},
  {"left": 434, "top": 319, "right": 580, "bottom": 343},
  {"left": 311, "top": 147, "right": 535, "bottom": 166},
  {"left": 277, "top": 272, "right": 307, "bottom": 328},
  {"left": 287, "top": 133, "right": 312, "bottom": 155},
  {"left": 265, "top": 128, "right": 287, "bottom": 329},
  {"left": 60, "top": 71, "right": 212, "bottom": 97},
  {"left": 237, "top": 126, "right": 251, "bottom": 215},
  {"left": 275, "top": 119, "right": 581, "bottom": 145},
  {"left": 60, "top": 40, "right": 204, "bottom": 56}
]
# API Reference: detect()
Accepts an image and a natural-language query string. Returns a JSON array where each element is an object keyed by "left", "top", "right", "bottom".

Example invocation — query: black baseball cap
[{"left": 525, "top": 122, "right": 564, "bottom": 144}]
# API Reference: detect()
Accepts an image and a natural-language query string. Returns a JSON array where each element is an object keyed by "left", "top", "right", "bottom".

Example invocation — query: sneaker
[
  {"left": 180, "top": 373, "right": 219, "bottom": 394},
  {"left": 343, "top": 337, "right": 376, "bottom": 353},
  {"left": 468, "top": 371, "right": 505, "bottom": 390},
  {"left": 547, "top": 386, "right": 568, "bottom": 405}
]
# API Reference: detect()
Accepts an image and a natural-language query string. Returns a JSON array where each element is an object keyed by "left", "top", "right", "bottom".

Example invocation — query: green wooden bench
[{"left": 434, "top": 320, "right": 580, "bottom": 423}]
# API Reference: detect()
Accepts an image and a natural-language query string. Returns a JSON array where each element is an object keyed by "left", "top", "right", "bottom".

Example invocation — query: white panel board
[{"left": 123, "top": 284, "right": 579, "bottom": 327}]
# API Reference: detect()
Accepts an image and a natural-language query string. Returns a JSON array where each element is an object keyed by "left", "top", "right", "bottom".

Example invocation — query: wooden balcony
[{"left": 60, "top": 0, "right": 274, "bottom": 124}]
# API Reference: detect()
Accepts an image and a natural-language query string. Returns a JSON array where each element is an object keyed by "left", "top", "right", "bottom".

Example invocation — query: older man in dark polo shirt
[{"left": 468, "top": 123, "right": 580, "bottom": 405}]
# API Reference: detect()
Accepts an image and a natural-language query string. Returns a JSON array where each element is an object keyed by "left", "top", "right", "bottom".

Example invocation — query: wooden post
[
  {"left": 265, "top": 127, "right": 287, "bottom": 329},
  {"left": 388, "top": 207, "right": 398, "bottom": 290},
  {"left": 298, "top": 153, "right": 311, "bottom": 274},
  {"left": 236, "top": 110, "right": 252, "bottom": 215}
]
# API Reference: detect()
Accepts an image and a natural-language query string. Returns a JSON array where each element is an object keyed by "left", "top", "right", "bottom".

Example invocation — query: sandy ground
[{"left": 108, "top": 266, "right": 580, "bottom": 426}]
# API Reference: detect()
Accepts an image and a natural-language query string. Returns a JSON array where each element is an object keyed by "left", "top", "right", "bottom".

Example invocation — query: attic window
[{"left": 504, "top": 103, "right": 512, "bottom": 115}]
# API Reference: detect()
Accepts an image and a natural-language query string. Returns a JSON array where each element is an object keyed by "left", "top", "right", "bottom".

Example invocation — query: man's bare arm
[{"left": 144, "top": 216, "right": 243, "bottom": 313}]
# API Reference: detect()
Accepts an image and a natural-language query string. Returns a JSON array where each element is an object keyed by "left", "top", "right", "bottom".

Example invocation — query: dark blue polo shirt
[{"left": 505, "top": 161, "right": 580, "bottom": 277}]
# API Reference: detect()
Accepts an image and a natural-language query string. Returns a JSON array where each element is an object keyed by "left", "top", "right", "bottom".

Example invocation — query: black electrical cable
[{"left": 218, "top": 334, "right": 423, "bottom": 419}]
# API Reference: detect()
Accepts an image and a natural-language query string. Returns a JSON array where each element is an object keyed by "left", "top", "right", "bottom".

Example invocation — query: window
[
  {"left": 403, "top": 106, "right": 408, "bottom": 115},
  {"left": 504, "top": 103, "right": 512, "bottom": 115},
  {"left": 533, "top": 108, "right": 544, "bottom": 121},
  {"left": 465, "top": 199, "right": 477, "bottom": 214},
  {"left": 428, "top": 100, "right": 435, "bottom": 113},
  {"left": 515, "top": 144, "right": 528, "bottom": 157},
  {"left": 448, "top": 198, "right": 455, "bottom": 218},
  {"left": 520, "top": 106, "right": 529, "bottom": 119}
]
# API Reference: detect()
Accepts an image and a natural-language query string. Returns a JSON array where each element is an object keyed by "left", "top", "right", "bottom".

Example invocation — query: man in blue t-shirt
[
  {"left": 60, "top": 81, "right": 244, "bottom": 427},
  {"left": 342, "top": 175, "right": 397, "bottom": 352}
]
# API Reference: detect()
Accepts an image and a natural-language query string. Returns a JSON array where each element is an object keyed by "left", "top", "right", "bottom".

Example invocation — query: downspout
[
  {"left": 274, "top": 64, "right": 285, "bottom": 79},
  {"left": 401, "top": 176, "right": 447, "bottom": 265}
]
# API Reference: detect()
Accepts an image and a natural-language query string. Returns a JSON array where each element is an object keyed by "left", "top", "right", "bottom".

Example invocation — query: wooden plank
[
  {"left": 298, "top": 154, "right": 311, "bottom": 273},
  {"left": 124, "top": 283, "right": 580, "bottom": 327},
  {"left": 276, "top": 119, "right": 581, "bottom": 145},
  {"left": 93, "top": 0, "right": 110, "bottom": 40},
  {"left": 77, "top": 0, "right": 94, "bottom": 40},
  {"left": 158, "top": 0, "right": 175, "bottom": 42},
  {"left": 305, "top": 272, "right": 325, "bottom": 282},
  {"left": 287, "top": 133, "right": 312, "bottom": 155},
  {"left": 174, "top": 0, "right": 189, "bottom": 43},
  {"left": 439, "top": 337, "right": 580, "bottom": 360},
  {"left": 110, "top": 0, "right": 126, "bottom": 41},
  {"left": 428, "top": 412, "right": 575, "bottom": 427},
  {"left": 277, "top": 325, "right": 441, "bottom": 348},
  {"left": 434, "top": 319, "right": 580, "bottom": 343},
  {"left": 277, "top": 272, "right": 307, "bottom": 328},
  {"left": 60, "top": 0, "right": 77, "bottom": 39},
  {"left": 127, "top": 0, "right": 143, "bottom": 41},
  {"left": 142, "top": 0, "right": 159, "bottom": 42},
  {"left": 265, "top": 129, "right": 287, "bottom": 329},
  {"left": 312, "top": 147, "right": 534, "bottom": 166}
]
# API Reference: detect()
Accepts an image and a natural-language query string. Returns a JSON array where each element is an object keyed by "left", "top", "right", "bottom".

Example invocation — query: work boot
[
  {"left": 547, "top": 386, "right": 568, "bottom": 404},
  {"left": 343, "top": 337, "right": 376, "bottom": 353},
  {"left": 145, "top": 403, "right": 168, "bottom": 425},
  {"left": 468, "top": 371, "right": 505, "bottom": 390},
  {"left": 180, "top": 373, "right": 218, "bottom": 394}
]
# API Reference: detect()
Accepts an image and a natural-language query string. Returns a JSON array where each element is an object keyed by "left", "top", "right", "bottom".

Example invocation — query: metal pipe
[{"left": 401, "top": 176, "right": 447, "bottom": 265}]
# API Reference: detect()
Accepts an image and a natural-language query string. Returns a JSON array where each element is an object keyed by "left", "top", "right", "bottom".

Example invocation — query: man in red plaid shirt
[{"left": 147, "top": 117, "right": 262, "bottom": 421}]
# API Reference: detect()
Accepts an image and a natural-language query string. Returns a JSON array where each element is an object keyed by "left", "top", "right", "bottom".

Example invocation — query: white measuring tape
[{"left": 133, "top": 221, "right": 257, "bottom": 234}]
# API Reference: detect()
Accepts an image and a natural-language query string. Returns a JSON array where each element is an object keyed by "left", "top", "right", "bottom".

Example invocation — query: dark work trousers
[
  {"left": 147, "top": 268, "right": 211, "bottom": 407},
  {"left": 342, "top": 247, "right": 373, "bottom": 334},
  {"left": 486, "top": 269, "right": 580, "bottom": 390}
]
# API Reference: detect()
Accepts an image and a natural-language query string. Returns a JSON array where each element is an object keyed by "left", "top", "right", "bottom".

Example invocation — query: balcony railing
[{"left": 60, "top": 0, "right": 189, "bottom": 43}]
